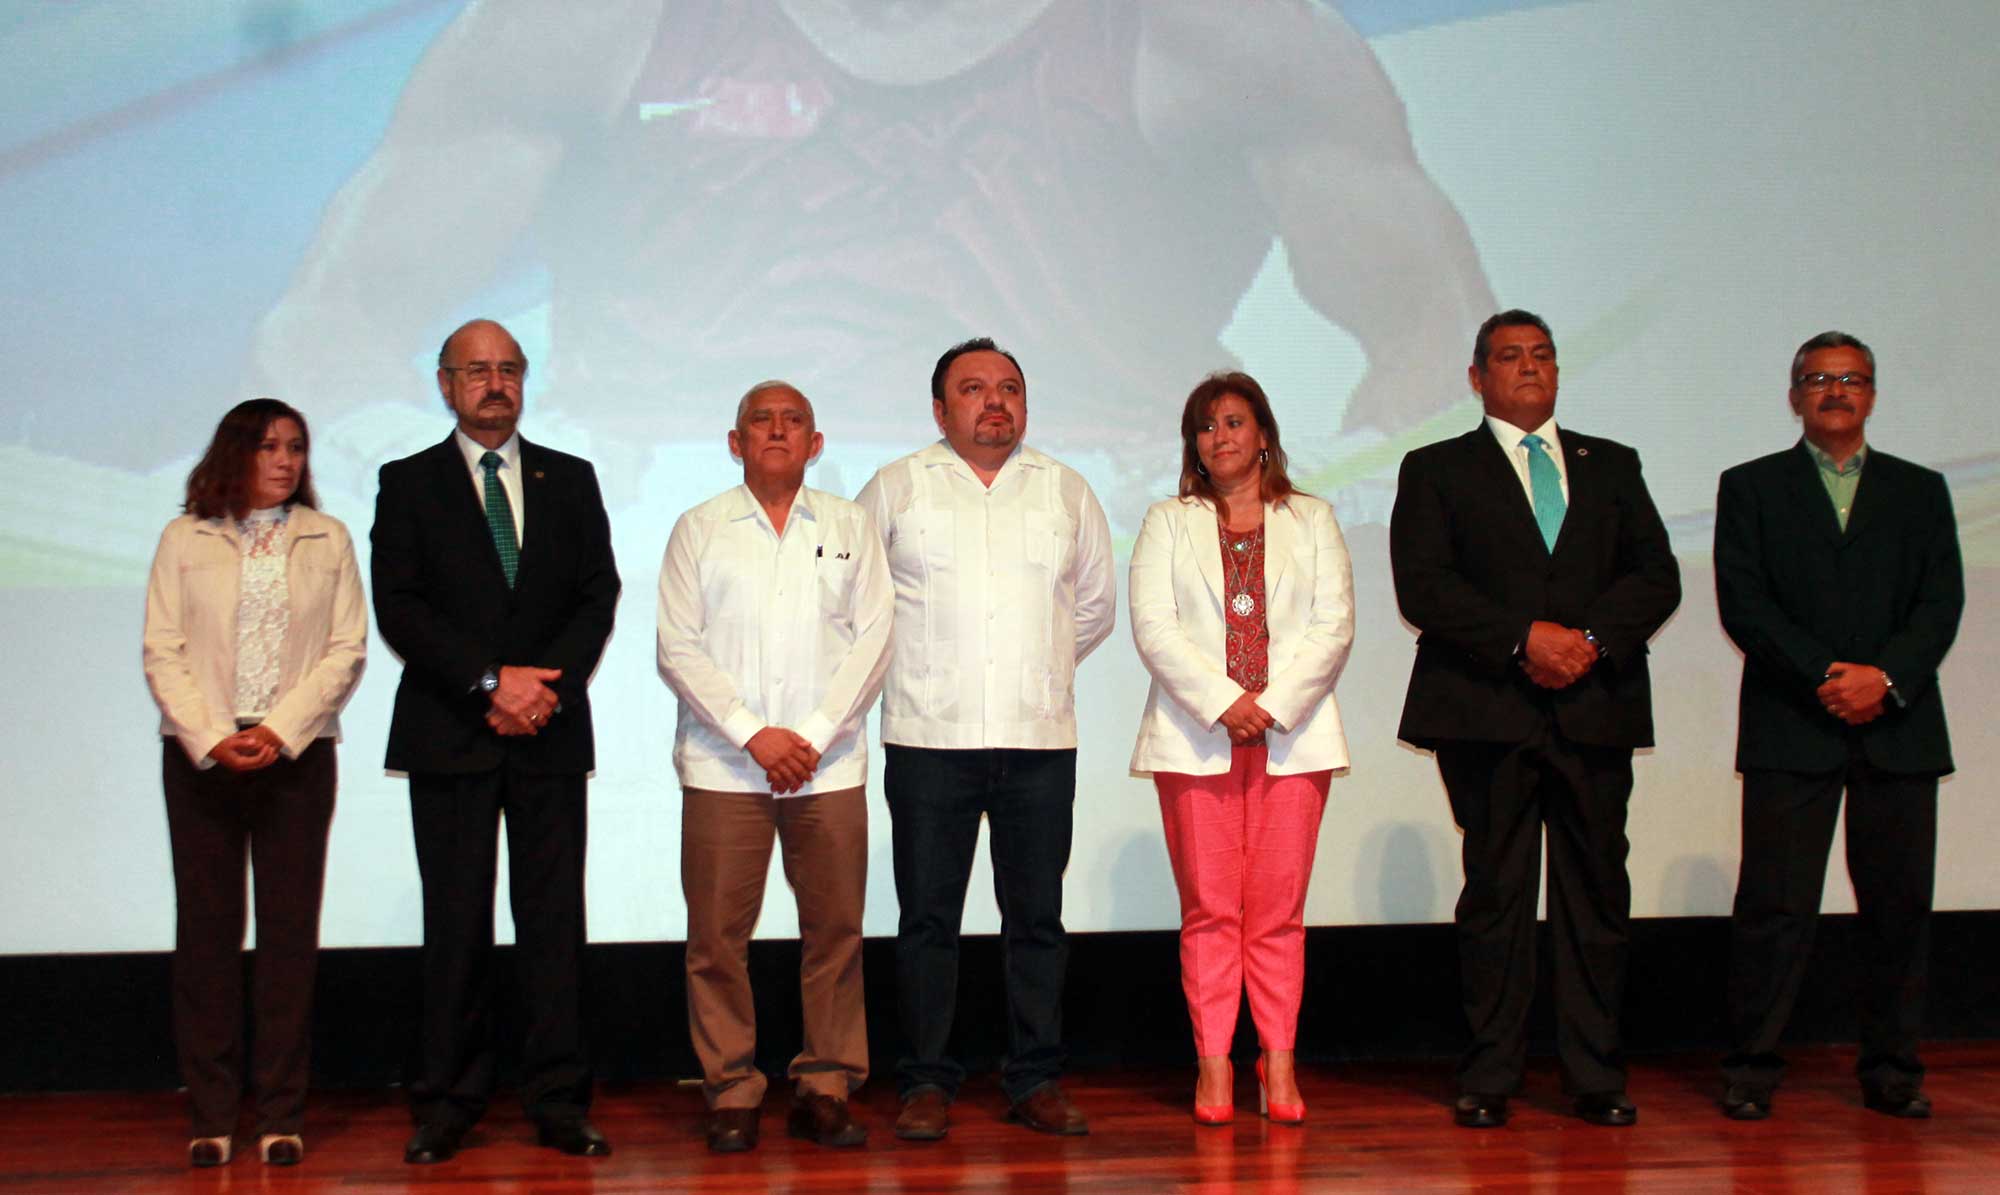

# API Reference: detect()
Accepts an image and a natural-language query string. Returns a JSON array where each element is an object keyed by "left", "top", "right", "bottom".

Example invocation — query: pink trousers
[{"left": 1156, "top": 745, "right": 1331, "bottom": 1057}]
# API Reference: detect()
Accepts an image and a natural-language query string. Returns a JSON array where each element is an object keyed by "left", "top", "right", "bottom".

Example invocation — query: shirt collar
[
  {"left": 920, "top": 438, "right": 1040, "bottom": 475},
  {"left": 455, "top": 428, "right": 521, "bottom": 472},
  {"left": 1804, "top": 437, "right": 1867, "bottom": 477},
  {"left": 726, "top": 482, "right": 817, "bottom": 528},
  {"left": 1485, "top": 413, "right": 1560, "bottom": 454}
]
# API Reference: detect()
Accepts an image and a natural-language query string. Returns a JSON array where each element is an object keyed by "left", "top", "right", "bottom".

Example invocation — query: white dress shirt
[
  {"left": 856, "top": 440, "right": 1115, "bottom": 749},
  {"left": 657, "top": 484, "right": 893, "bottom": 795},
  {"left": 453, "top": 428, "right": 524, "bottom": 542},
  {"left": 1485, "top": 414, "right": 1569, "bottom": 508}
]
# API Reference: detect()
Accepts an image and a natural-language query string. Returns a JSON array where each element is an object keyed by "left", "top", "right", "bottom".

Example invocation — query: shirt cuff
[{"left": 721, "top": 707, "right": 767, "bottom": 751}]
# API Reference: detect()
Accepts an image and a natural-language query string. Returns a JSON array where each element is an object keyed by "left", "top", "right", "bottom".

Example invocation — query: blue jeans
[{"left": 886, "top": 745, "right": 1075, "bottom": 1103}]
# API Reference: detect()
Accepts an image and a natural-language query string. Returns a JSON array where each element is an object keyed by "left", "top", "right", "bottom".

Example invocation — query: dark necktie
[{"left": 479, "top": 451, "right": 519, "bottom": 587}]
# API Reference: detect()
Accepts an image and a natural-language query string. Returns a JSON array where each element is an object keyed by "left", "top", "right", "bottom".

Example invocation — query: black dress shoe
[
  {"left": 707, "top": 1106, "right": 761, "bottom": 1153},
  {"left": 1575, "top": 1091, "right": 1638, "bottom": 1126},
  {"left": 1452, "top": 1093, "right": 1509, "bottom": 1128},
  {"left": 188, "top": 1136, "right": 232, "bottom": 1167},
  {"left": 537, "top": 1117, "right": 611, "bottom": 1156},
  {"left": 1721, "top": 1083, "right": 1772, "bottom": 1121},
  {"left": 404, "top": 1122, "right": 464, "bottom": 1164},
  {"left": 1863, "top": 1085, "right": 1932, "bottom": 1119}
]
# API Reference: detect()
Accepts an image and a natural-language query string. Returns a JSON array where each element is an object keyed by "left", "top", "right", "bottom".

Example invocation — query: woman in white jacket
[
  {"left": 1129, "top": 373, "right": 1354, "bottom": 1126},
  {"left": 142, "top": 399, "right": 366, "bottom": 1168}
]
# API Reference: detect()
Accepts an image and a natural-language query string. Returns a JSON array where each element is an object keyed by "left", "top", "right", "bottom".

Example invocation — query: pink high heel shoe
[
  {"left": 1193, "top": 1059, "right": 1235, "bottom": 1125},
  {"left": 1257, "top": 1055, "right": 1306, "bottom": 1124}
]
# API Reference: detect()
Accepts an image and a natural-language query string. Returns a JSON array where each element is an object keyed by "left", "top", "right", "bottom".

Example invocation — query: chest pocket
[
  {"left": 815, "top": 552, "right": 859, "bottom": 633},
  {"left": 1022, "top": 511, "right": 1075, "bottom": 578}
]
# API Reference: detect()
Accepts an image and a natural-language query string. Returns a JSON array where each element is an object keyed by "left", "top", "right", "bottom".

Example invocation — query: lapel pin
[
  {"left": 1575, "top": 447, "right": 1589, "bottom": 456},
  {"left": 533, "top": 470, "right": 545, "bottom": 479}
]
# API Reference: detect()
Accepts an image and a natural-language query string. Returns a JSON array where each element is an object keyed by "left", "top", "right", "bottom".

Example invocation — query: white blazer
[
  {"left": 1128, "top": 493, "right": 1353, "bottom": 777},
  {"left": 142, "top": 505, "right": 368, "bottom": 768}
]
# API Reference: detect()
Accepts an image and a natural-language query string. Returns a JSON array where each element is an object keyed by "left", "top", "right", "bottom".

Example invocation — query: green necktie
[
  {"left": 479, "top": 451, "right": 519, "bottom": 587},
  {"left": 1521, "top": 433, "right": 1566, "bottom": 552}
]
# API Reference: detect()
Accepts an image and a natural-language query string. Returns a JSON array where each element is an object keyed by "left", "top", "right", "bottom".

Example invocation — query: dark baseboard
[{"left": 7, "top": 912, "right": 1997, "bottom": 1093}]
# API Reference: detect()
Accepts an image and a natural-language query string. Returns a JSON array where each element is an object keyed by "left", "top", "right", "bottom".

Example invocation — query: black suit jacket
[
  {"left": 1714, "top": 443, "right": 1961, "bottom": 775},
  {"left": 372, "top": 436, "right": 621, "bottom": 775},
  {"left": 1390, "top": 423, "right": 1681, "bottom": 750}
]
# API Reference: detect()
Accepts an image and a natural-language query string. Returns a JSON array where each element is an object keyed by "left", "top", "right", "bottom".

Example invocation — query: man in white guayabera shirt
[
  {"left": 855, "top": 337, "right": 1115, "bottom": 1142},
  {"left": 657, "top": 382, "right": 893, "bottom": 1155}
]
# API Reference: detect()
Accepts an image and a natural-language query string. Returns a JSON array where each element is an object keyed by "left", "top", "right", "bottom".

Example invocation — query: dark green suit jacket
[{"left": 1714, "top": 443, "right": 1962, "bottom": 775}]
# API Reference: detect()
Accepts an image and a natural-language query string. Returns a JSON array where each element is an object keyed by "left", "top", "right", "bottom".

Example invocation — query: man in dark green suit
[{"left": 1715, "top": 331, "right": 1963, "bottom": 1121}]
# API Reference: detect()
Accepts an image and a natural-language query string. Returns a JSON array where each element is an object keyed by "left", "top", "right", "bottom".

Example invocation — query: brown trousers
[
  {"left": 681, "top": 785, "right": 868, "bottom": 1108},
  {"left": 162, "top": 738, "right": 335, "bottom": 1138}
]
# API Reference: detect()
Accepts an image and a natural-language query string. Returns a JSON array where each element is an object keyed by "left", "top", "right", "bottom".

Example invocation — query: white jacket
[
  {"left": 142, "top": 505, "right": 368, "bottom": 767},
  {"left": 1128, "top": 493, "right": 1353, "bottom": 777}
]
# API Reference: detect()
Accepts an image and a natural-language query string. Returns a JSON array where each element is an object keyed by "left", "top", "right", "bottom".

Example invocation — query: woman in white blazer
[
  {"left": 1129, "top": 373, "right": 1354, "bottom": 1126},
  {"left": 142, "top": 399, "right": 366, "bottom": 1168}
]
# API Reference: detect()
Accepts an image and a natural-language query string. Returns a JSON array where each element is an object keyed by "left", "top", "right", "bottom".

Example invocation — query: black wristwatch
[{"left": 475, "top": 664, "right": 500, "bottom": 696}]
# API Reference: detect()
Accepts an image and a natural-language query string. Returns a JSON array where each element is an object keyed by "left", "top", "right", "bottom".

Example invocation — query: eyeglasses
[
  {"left": 1793, "top": 372, "right": 1873, "bottom": 393},
  {"left": 443, "top": 362, "right": 525, "bottom": 384}
]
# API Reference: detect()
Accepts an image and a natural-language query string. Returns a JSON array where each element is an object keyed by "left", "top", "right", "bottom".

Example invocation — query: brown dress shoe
[
  {"left": 706, "top": 1106, "right": 761, "bottom": 1153},
  {"left": 894, "top": 1088, "right": 951, "bottom": 1141},
  {"left": 1007, "top": 1082, "right": 1089, "bottom": 1136},
  {"left": 788, "top": 1092, "right": 868, "bottom": 1147}
]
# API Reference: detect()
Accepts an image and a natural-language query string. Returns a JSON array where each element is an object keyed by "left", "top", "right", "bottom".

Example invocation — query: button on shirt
[
  {"left": 657, "top": 484, "right": 893, "bottom": 795},
  {"left": 1485, "top": 414, "right": 1569, "bottom": 508},
  {"left": 454, "top": 428, "right": 524, "bottom": 544},
  {"left": 1806, "top": 438, "right": 1866, "bottom": 531},
  {"left": 857, "top": 440, "right": 1115, "bottom": 749}
]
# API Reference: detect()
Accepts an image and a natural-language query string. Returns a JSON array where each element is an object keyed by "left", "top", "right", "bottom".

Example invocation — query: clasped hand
[
  {"left": 1520, "top": 620, "right": 1597, "bottom": 689},
  {"left": 747, "top": 727, "right": 821, "bottom": 794},
  {"left": 486, "top": 665, "right": 562, "bottom": 736},
  {"left": 1217, "top": 690, "right": 1275, "bottom": 745},
  {"left": 208, "top": 724, "right": 284, "bottom": 772},
  {"left": 1818, "top": 663, "right": 1887, "bottom": 726}
]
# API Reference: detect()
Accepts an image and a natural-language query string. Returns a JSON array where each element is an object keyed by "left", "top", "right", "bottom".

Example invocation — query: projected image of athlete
[{"left": 246, "top": 0, "right": 1494, "bottom": 486}]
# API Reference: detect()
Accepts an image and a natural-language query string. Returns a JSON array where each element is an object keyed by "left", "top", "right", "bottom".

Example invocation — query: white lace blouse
[{"left": 232, "top": 505, "right": 291, "bottom": 719}]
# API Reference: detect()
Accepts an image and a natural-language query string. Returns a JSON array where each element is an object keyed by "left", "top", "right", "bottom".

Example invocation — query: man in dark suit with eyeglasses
[
  {"left": 372, "top": 318, "right": 622, "bottom": 1163},
  {"left": 1714, "top": 331, "right": 1963, "bottom": 1122}
]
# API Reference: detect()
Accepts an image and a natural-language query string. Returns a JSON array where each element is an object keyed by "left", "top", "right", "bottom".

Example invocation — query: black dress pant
[
  {"left": 886, "top": 745, "right": 1075, "bottom": 1104},
  {"left": 1435, "top": 723, "right": 1633, "bottom": 1097},
  {"left": 1723, "top": 752, "right": 1937, "bottom": 1093},
  {"left": 163, "top": 738, "right": 335, "bottom": 1139},
  {"left": 407, "top": 762, "right": 591, "bottom": 1130}
]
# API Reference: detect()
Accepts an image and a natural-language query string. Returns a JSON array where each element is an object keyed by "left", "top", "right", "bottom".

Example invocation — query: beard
[{"left": 971, "top": 416, "right": 1017, "bottom": 448}]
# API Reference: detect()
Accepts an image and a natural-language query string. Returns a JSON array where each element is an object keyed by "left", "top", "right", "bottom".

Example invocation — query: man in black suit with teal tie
[
  {"left": 1390, "top": 310, "right": 1681, "bottom": 1129},
  {"left": 372, "top": 319, "right": 621, "bottom": 1163},
  {"left": 1715, "top": 332, "right": 1962, "bottom": 1122}
]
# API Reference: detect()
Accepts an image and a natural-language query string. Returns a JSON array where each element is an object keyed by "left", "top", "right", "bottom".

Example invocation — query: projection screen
[{"left": 3, "top": 0, "right": 1994, "bottom": 953}]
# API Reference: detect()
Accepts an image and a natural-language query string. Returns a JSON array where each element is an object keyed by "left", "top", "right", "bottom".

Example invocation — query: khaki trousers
[{"left": 681, "top": 785, "right": 868, "bottom": 1108}]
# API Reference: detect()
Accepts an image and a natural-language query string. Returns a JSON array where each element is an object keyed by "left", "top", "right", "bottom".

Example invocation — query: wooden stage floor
[{"left": 5, "top": 1043, "right": 1996, "bottom": 1193}]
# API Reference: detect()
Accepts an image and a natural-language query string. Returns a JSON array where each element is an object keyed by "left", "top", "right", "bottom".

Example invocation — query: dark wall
[{"left": 7, "top": 913, "right": 1997, "bottom": 1093}]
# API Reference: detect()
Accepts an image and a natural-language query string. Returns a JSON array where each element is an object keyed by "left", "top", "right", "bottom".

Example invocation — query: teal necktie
[
  {"left": 479, "top": 451, "right": 519, "bottom": 587},
  {"left": 1521, "top": 433, "right": 1566, "bottom": 552}
]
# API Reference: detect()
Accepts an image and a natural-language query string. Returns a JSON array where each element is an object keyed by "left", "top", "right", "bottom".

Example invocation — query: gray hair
[
  {"left": 1790, "top": 331, "right": 1875, "bottom": 386},
  {"left": 734, "top": 380, "right": 814, "bottom": 430}
]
